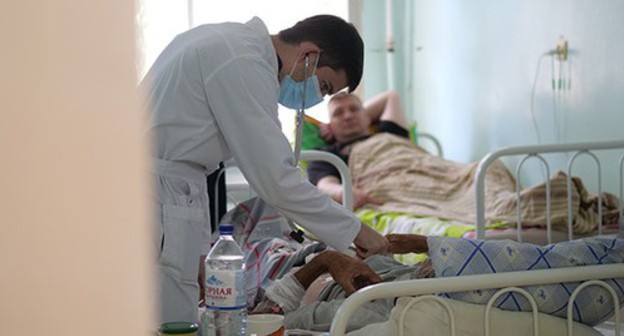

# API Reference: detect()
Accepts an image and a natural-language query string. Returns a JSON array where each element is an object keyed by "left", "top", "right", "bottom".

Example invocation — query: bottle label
[{"left": 205, "top": 269, "right": 246, "bottom": 309}]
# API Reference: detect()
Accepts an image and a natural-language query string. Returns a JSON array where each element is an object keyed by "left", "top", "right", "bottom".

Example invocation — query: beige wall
[{"left": 0, "top": 1, "right": 154, "bottom": 335}]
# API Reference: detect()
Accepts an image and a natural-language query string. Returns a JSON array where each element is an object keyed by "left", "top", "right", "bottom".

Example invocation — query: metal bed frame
[
  {"left": 212, "top": 150, "right": 355, "bottom": 223},
  {"left": 211, "top": 138, "right": 624, "bottom": 335},
  {"left": 475, "top": 140, "right": 624, "bottom": 242},
  {"left": 330, "top": 139, "right": 624, "bottom": 335},
  {"left": 212, "top": 131, "right": 443, "bottom": 222},
  {"left": 330, "top": 263, "right": 623, "bottom": 335}
]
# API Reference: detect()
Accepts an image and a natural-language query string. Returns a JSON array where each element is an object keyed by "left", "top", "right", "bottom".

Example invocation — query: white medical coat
[{"left": 142, "top": 17, "right": 361, "bottom": 253}]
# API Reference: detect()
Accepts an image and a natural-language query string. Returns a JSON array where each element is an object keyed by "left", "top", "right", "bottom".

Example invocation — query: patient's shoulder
[{"left": 377, "top": 120, "right": 409, "bottom": 138}]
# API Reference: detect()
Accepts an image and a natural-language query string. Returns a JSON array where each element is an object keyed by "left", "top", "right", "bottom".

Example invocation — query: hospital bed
[
  {"left": 340, "top": 136, "right": 623, "bottom": 258},
  {"left": 331, "top": 263, "right": 624, "bottom": 335},
  {"left": 215, "top": 134, "right": 624, "bottom": 253},
  {"left": 324, "top": 139, "right": 624, "bottom": 335},
  {"left": 474, "top": 140, "right": 624, "bottom": 242},
  {"left": 213, "top": 138, "right": 624, "bottom": 335},
  {"left": 211, "top": 130, "right": 442, "bottom": 221}
]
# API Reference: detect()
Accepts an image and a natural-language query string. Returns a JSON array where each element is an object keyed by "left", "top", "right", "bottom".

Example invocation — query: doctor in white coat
[{"left": 141, "top": 15, "right": 388, "bottom": 324}]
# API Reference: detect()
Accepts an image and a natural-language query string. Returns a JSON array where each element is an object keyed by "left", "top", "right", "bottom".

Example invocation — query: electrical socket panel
[{"left": 555, "top": 37, "right": 568, "bottom": 61}]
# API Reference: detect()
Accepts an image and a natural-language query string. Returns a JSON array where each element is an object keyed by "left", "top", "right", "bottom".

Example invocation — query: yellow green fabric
[
  {"left": 295, "top": 207, "right": 509, "bottom": 264},
  {"left": 356, "top": 209, "right": 510, "bottom": 264},
  {"left": 297, "top": 116, "right": 506, "bottom": 264},
  {"left": 302, "top": 116, "right": 328, "bottom": 150},
  {"left": 297, "top": 116, "right": 326, "bottom": 170}
]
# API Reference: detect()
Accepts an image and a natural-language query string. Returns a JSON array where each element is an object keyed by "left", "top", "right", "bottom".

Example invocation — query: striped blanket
[
  {"left": 349, "top": 133, "right": 620, "bottom": 234},
  {"left": 218, "top": 197, "right": 325, "bottom": 309}
]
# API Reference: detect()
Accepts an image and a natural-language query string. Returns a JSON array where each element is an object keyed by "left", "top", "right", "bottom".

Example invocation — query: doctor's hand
[{"left": 353, "top": 223, "right": 388, "bottom": 259}]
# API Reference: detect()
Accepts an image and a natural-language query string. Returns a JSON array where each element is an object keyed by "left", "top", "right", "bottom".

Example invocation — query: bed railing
[
  {"left": 300, "top": 150, "right": 354, "bottom": 212},
  {"left": 415, "top": 131, "right": 443, "bottom": 157},
  {"left": 212, "top": 131, "right": 442, "bottom": 220},
  {"left": 475, "top": 140, "right": 624, "bottom": 242},
  {"left": 213, "top": 150, "right": 355, "bottom": 222},
  {"left": 330, "top": 263, "right": 624, "bottom": 336}
]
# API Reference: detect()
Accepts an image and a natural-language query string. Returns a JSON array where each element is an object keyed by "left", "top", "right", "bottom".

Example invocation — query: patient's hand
[
  {"left": 353, "top": 187, "right": 383, "bottom": 210},
  {"left": 323, "top": 251, "right": 382, "bottom": 295},
  {"left": 319, "top": 123, "right": 335, "bottom": 143},
  {"left": 294, "top": 250, "right": 381, "bottom": 297},
  {"left": 386, "top": 234, "right": 429, "bottom": 254}
]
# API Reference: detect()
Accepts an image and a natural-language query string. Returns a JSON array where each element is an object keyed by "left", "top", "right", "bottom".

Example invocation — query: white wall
[
  {"left": 0, "top": 1, "right": 154, "bottom": 335},
  {"left": 364, "top": 0, "right": 624, "bottom": 193}
]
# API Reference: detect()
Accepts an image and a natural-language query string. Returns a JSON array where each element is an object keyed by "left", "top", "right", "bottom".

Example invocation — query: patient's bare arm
[
  {"left": 363, "top": 90, "right": 409, "bottom": 130},
  {"left": 293, "top": 250, "right": 382, "bottom": 295},
  {"left": 317, "top": 176, "right": 382, "bottom": 210},
  {"left": 386, "top": 234, "right": 429, "bottom": 254}
]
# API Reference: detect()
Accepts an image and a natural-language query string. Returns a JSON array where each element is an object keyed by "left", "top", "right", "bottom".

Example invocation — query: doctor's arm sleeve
[{"left": 200, "top": 56, "right": 359, "bottom": 252}]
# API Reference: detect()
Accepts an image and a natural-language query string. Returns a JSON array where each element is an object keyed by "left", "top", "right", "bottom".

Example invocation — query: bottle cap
[
  {"left": 158, "top": 322, "right": 198, "bottom": 334},
  {"left": 219, "top": 224, "right": 234, "bottom": 235}
]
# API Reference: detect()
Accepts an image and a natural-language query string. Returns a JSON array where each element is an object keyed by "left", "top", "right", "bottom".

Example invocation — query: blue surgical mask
[{"left": 278, "top": 54, "right": 323, "bottom": 110}]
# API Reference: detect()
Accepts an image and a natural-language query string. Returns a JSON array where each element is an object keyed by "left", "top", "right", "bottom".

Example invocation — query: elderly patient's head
[{"left": 327, "top": 92, "right": 371, "bottom": 143}]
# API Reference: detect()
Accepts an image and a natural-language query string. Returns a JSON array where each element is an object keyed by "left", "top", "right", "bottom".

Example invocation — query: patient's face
[{"left": 328, "top": 95, "right": 370, "bottom": 143}]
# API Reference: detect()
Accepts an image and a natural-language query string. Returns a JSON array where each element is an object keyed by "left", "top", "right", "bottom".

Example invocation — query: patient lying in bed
[
  {"left": 251, "top": 234, "right": 432, "bottom": 331},
  {"left": 219, "top": 196, "right": 622, "bottom": 334},
  {"left": 307, "top": 91, "right": 621, "bottom": 235},
  {"left": 307, "top": 90, "right": 410, "bottom": 210},
  {"left": 250, "top": 234, "right": 624, "bottom": 333}
]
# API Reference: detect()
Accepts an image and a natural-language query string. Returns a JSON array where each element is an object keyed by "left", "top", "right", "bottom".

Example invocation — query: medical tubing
[
  {"left": 530, "top": 53, "right": 547, "bottom": 144},
  {"left": 293, "top": 108, "right": 305, "bottom": 163},
  {"left": 292, "top": 54, "right": 310, "bottom": 163},
  {"left": 289, "top": 54, "right": 313, "bottom": 241}
]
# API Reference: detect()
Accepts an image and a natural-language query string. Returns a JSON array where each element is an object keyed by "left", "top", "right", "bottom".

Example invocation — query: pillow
[
  {"left": 301, "top": 115, "right": 327, "bottom": 151},
  {"left": 428, "top": 237, "right": 624, "bottom": 326},
  {"left": 349, "top": 297, "right": 601, "bottom": 336}
]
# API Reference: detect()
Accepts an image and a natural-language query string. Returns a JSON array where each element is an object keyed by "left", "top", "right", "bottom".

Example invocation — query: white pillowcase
[{"left": 349, "top": 297, "right": 601, "bottom": 336}]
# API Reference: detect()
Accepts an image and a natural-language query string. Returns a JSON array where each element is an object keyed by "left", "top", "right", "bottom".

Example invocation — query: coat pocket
[{"left": 161, "top": 204, "right": 207, "bottom": 282}]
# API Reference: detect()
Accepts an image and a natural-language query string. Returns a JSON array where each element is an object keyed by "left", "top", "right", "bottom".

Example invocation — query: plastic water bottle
[{"left": 200, "top": 224, "right": 246, "bottom": 336}]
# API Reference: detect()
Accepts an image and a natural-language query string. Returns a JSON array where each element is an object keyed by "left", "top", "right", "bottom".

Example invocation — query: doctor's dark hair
[{"left": 279, "top": 15, "right": 364, "bottom": 92}]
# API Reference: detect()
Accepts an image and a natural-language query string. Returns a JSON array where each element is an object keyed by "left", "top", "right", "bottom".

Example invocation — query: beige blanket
[{"left": 349, "top": 133, "right": 620, "bottom": 234}]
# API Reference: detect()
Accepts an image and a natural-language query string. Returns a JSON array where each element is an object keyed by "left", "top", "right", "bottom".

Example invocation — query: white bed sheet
[{"left": 348, "top": 297, "right": 604, "bottom": 336}]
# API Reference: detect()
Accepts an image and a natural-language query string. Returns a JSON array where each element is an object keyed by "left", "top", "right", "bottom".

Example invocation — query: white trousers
[{"left": 153, "top": 159, "right": 211, "bottom": 324}]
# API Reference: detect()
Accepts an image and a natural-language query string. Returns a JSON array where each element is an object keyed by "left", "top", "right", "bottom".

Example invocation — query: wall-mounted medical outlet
[{"left": 555, "top": 37, "right": 568, "bottom": 61}]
